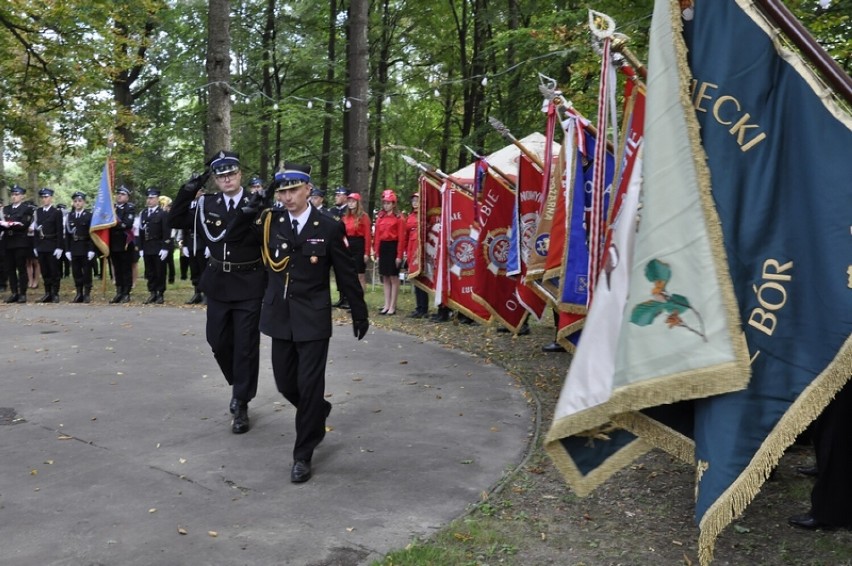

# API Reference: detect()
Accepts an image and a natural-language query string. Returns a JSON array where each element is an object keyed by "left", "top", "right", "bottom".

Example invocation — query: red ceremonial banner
[{"left": 473, "top": 170, "right": 526, "bottom": 331}]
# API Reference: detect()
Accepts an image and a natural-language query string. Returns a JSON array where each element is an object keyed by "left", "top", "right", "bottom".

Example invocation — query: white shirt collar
[{"left": 289, "top": 206, "right": 312, "bottom": 233}]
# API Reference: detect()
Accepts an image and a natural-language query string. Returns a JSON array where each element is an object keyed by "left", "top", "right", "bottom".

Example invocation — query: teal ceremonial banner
[{"left": 679, "top": 1, "right": 852, "bottom": 562}]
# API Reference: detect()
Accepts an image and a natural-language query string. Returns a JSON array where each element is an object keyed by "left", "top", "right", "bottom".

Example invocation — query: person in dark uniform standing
[
  {"left": 64, "top": 191, "right": 96, "bottom": 303},
  {"left": 788, "top": 377, "right": 852, "bottom": 530},
  {"left": 169, "top": 151, "right": 264, "bottom": 435},
  {"left": 1, "top": 185, "right": 34, "bottom": 303},
  {"left": 331, "top": 186, "right": 349, "bottom": 218},
  {"left": 180, "top": 187, "right": 208, "bottom": 305},
  {"left": 109, "top": 186, "right": 136, "bottom": 303},
  {"left": 309, "top": 187, "right": 330, "bottom": 215},
  {"left": 255, "top": 163, "right": 369, "bottom": 483},
  {"left": 138, "top": 187, "right": 171, "bottom": 304},
  {"left": 33, "top": 188, "right": 65, "bottom": 303}
]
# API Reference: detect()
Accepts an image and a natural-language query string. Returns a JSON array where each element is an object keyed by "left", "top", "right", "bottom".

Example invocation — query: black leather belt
[{"left": 208, "top": 257, "right": 262, "bottom": 273}]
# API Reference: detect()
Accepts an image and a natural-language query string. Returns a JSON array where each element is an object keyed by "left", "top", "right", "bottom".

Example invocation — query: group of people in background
[
  {"left": 0, "top": 185, "right": 103, "bottom": 304},
  {"left": 0, "top": 183, "right": 222, "bottom": 307}
]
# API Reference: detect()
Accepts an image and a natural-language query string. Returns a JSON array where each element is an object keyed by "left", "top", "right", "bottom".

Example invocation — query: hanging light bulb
[
  {"left": 384, "top": 96, "right": 391, "bottom": 105},
  {"left": 481, "top": 76, "right": 488, "bottom": 86},
  {"left": 344, "top": 99, "right": 352, "bottom": 109},
  {"left": 273, "top": 103, "right": 279, "bottom": 111},
  {"left": 307, "top": 100, "right": 313, "bottom": 109},
  {"left": 434, "top": 89, "right": 441, "bottom": 97}
]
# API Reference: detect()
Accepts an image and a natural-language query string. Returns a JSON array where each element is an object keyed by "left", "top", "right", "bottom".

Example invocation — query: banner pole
[{"left": 754, "top": 0, "right": 852, "bottom": 104}]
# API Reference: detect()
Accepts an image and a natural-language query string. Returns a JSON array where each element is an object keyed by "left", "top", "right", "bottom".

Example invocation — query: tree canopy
[{"left": 0, "top": 0, "right": 848, "bottom": 208}]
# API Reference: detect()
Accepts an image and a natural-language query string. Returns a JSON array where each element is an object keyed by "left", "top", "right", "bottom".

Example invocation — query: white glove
[
  {"left": 139, "top": 250, "right": 144, "bottom": 258},
  {"left": 181, "top": 246, "right": 189, "bottom": 257},
  {"left": 204, "top": 246, "right": 211, "bottom": 258},
  {"left": 53, "top": 248, "right": 63, "bottom": 259},
  {"left": 158, "top": 249, "right": 168, "bottom": 261},
  {"left": 87, "top": 251, "right": 95, "bottom": 261},
  {"left": 65, "top": 251, "right": 72, "bottom": 261},
  {"left": 33, "top": 248, "right": 38, "bottom": 257},
  {"left": 0, "top": 220, "right": 8, "bottom": 228}
]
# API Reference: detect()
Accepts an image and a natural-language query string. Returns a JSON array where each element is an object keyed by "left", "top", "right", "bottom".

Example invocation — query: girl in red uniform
[
  {"left": 342, "top": 192, "right": 371, "bottom": 292},
  {"left": 371, "top": 189, "right": 405, "bottom": 315}
]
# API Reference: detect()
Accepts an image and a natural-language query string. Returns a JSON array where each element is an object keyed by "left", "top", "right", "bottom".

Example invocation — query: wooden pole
[{"left": 754, "top": 0, "right": 852, "bottom": 104}]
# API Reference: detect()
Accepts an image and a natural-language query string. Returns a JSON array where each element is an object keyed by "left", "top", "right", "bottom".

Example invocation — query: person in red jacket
[
  {"left": 341, "top": 192, "right": 371, "bottom": 294},
  {"left": 371, "top": 189, "right": 405, "bottom": 315}
]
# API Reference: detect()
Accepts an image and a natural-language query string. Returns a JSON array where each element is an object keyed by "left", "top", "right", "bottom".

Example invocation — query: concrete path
[{"left": 0, "top": 303, "right": 531, "bottom": 566}]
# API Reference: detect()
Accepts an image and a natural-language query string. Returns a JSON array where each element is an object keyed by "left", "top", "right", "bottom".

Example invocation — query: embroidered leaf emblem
[
  {"left": 631, "top": 300, "right": 667, "bottom": 326},
  {"left": 644, "top": 259, "right": 671, "bottom": 284},
  {"left": 631, "top": 259, "right": 706, "bottom": 341}
]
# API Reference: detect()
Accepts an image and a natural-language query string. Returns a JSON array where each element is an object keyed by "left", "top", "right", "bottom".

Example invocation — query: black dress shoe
[
  {"left": 291, "top": 459, "right": 312, "bottom": 483},
  {"left": 232, "top": 404, "right": 250, "bottom": 434},
  {"left": 5, "top": 294, "right": 19, "bottom": 304},
  {"left": 541, "top": 341, "right": 567, "bottom": 353},
  {"left": 229, "top": 397, "right": 240, "bottom": 415},
  {"left": 788, "top": 513, "right": 831, "bottom": 530},
  {"left": 796, "top": 465, "right": 818, "bottom": 477},
  {"left": 143, "top": 293, "right": 157, "bottom": 304}
]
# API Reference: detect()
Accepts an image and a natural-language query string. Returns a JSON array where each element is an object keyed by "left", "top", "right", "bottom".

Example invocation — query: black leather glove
[
  {"left": 181, "top": 169, "right": 211, "bottom": 193},
  {"left": 241, "top": 190, "right": 265, "bottom": 214},
  {"left": 353, "top": 319, "right": 369, "bottom": 340}
]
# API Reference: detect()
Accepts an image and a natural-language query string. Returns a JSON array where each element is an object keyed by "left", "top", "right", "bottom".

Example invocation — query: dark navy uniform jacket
[
  {"left": 65, "top": 210, "right": 94, "bottom": 256},
  {"left": 33, "top": 206, "right": 64, "bottom": 253},
  {"left": 256, "top": 205, "right": 367, "bottom": 342},
  {"left": 109, "top": 202, "right": 136, "bottom": 253},
  {"left": 139, "top": 206, "right": 171, "bottom": 255},
  {"left": 1, "top": 203, "right": 34, "bottom": 249},
  {"left": 170, "top": 188, "right": 265, "bottom": 302}
]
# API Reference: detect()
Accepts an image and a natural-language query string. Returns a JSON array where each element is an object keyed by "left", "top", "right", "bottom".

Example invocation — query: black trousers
[
  {"left": 143, "top": 254, "right": 166, "bottom": 294},
  {"left": 187, "top": 252, "right": 206, "bottom": 287},
  {"left": 811, "top": 377, "right": 852, "bottom": 527},
  {"left": 271, "top": 338, "right": 332, "bottom": 461},
  {"left": 111, "top": 250, "right": 134, "bottom": 291},
  {"left": 414, "top": 286, "right": 429, "bottom": 314},
  {"left": 37, "top": 251, "right": 61, "bottom": 290},
  {"left": 71, "top": 256, "right": 93, "bottom": 289},
  {"left": 4, "top": 247, "right": 30, "bottom": 293},
  {"left": 205, "top": 296, "right": 261, "bottom": 404}
]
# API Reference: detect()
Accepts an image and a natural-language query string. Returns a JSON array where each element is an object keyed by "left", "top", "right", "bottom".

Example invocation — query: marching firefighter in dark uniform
[
  {"left": 138, "top": 187, "right": 171, "bottom": 304},
  {"left": 1, "top": 185, "right": 34, "bottom": 303},
  {"left": 255, "top": 163, "right": 369, "bottom": 482},
  {"left": 65, "top": 191, "right": 95, "bottom": 303},
  {"left": 169, "top": 151, "right": 264, "bottom": 435},
  {"left": 33, "top": 187, "right": 65, "bottom": 303},
  {"left": 109, "top": 185, "right": 136, "bottom": 303}
]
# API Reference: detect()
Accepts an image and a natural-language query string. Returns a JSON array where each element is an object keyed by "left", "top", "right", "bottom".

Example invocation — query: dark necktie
[
  {"left": 291, "top": 218, "right": 299, "bottom": 235},
  {"left": 228, "top": 199, "right": 235, "bottom": 213}
]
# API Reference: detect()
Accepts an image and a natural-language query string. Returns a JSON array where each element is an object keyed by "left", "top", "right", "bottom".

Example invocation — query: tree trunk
[
  {"left": 347, "top": 0, "right": 369, "bottom": 200},
  {"left": 259, "top": 0, "right": 276, "bottom": 179},
  {"left": 320, "top": 0, "right": 338, "bottom": 191},
  {"left": 207, "top": 0, "right": 232, "bottom": 156}
]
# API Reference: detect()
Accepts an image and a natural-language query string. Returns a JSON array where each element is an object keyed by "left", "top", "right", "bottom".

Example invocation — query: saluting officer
[
  {"left": 256, "top": 163, "right": 369, "bottom": 483},
  {"left": 169, "top": 151, "right": 264, "bottom": 434},
  {"left": 109, "top": 186, "right": 136, "bottom": 303},
  {"left": 65, "top": 191, "right": 96, "bottom": 303},
  {"left": 33, "top": 188, "right": 65, "bottom": 303},
  {"left": 1, "top": 185, "right": 34, "bottom": 303},
  {"left": 138, "top": 187, "right": 171, "bottom": 304}
]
